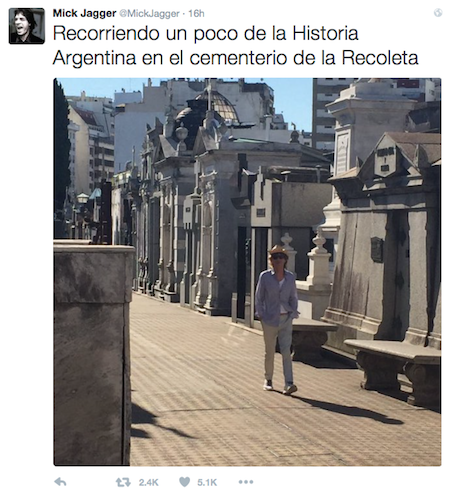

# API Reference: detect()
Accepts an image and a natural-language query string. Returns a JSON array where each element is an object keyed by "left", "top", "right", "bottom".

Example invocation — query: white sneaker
[
  {"left": 263, "top": 380, "right": 274, "bottom": 391},
  {"left": 283, "top": 384, "right": 298, "bottom": 395}
]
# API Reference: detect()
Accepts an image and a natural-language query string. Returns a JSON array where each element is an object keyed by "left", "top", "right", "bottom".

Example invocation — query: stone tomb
[{"left": 322, "top": 132, "right": 441, "bottom": 407}]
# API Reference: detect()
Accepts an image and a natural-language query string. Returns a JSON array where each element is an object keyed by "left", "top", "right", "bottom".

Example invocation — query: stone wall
[
  {"left": 323, "top": 132, "right": 441, "bottom": 353},
  {"left": 54, "top": 243, "right": 134, "bottom": 465}
]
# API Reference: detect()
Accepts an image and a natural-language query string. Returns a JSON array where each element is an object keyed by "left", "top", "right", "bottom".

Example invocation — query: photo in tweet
[{"left": 54, "top": 76, "right": 441, "bottom": 467}]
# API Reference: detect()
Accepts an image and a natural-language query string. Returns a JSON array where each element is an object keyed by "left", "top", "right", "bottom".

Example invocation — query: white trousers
[{"left": 262, "top": 314, "right": 294, "bottom": 385}]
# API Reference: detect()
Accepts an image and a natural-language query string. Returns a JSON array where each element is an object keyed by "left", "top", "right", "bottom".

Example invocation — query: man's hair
[
  {"left": 14, "top": 8, "right": 36, "bottom": 32},
  {"left": 268, "top": 253, "right": 288, "bottom": 269}
]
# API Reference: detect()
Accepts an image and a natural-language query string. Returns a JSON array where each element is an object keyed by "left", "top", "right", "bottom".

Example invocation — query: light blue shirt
[{"left": 255, "top": 269, "right": 299, "bottom": 327}]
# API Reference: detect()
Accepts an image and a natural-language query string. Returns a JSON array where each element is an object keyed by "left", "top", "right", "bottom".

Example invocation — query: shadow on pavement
[
  {"left": 281, "top": 394, "right": 404, "bottom": 424},
  {"left": 299, "top": 357, "right": 358, "bottom": 369},
  {"left": 300, "top": 349, "right": 359, "bottom": 369},
  {"left": 131, "top": 403, "right": 197, "bottom": 439}
]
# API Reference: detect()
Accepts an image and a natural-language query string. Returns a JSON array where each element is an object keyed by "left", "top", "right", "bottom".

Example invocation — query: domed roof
[
  {"left": 171, "top": 87, "right": 239, "bottom": 150},
  {"left": 195, "top": 89, "right": 239, "bottom": 124},
  {"left": 173, "top": 99, "right": 209, "bottom": 150}
]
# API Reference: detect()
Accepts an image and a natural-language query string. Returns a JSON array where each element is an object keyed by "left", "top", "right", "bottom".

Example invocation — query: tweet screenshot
[{"left": 4, "top": 1, "right": 446, "bottom": 493}]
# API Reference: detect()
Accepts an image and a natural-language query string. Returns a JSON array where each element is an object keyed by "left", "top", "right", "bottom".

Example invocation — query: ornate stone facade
[
  {"left": 323, "top": 132, "right": 441, "bottom": 351},
  {"left": 112, "top": 82, "right": 333, "bottom": 323}
]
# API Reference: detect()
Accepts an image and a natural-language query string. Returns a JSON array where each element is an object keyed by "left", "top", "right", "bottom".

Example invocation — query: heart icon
[{"left": 179, "top": 477, "right": 190, "bottom": 487}]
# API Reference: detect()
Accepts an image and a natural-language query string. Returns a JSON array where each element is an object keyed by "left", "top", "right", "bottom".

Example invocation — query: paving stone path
[{"left": 130, "top": 293, "right": 441, "bottom": 466}]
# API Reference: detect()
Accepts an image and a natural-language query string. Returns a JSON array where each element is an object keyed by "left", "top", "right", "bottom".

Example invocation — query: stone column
[
  {"left": 155, "top": 186, "right": 170, "bottom": 297},
  {"left": 147, "top": 196, "right": 160, "bottom": 293},
  {"left": 164, "top": 184, "right": 177, "bottom": 298},
  {"left": 404, "top": 210, "right": 432, "bottom": 345},
  {"left": 191, "top": 222, "right": 200, "bottom": 308},
  {"left": 189, "top": 192, "right": 202, "bottom": 309},
  {"left": 142, "top": 194, "right": 150, "bottom": 293},
  {"left": 204, "top": 178, "right": 219, "bottom": 314},
  {"left": 54, "top": 244, "right": 134, "bottom": 465},
  {"left": 428, "top": 286, "right": 441, "bottom": 349},
  {"left": 165, "top": 186, "right": 173, "bottom": 292},
  {"left": 194, "top": 196, "right": 211, "bottom": 310},
  {"left": 321, "top": 79, "right": 416, "bottom": 275},
  {"left": 428, "top": 209, "right": 441, "bottom": 349}
]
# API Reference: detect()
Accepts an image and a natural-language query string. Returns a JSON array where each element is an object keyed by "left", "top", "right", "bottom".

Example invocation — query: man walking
[{"left": 255, "top": 245, "right": 299, "bottom": 395}]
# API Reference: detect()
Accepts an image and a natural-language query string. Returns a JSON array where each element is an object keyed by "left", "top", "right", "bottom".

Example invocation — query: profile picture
[{"left": 9, "top": 8, "right": 45, "bottom": 44}]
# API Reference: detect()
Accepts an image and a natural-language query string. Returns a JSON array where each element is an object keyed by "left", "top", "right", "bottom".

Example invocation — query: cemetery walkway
[{"left": 129, "top": 293, "right": 441, "bottom": 467}]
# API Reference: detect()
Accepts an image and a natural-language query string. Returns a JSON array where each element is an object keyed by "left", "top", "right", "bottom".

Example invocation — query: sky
[{"left": 57, "top": 78, "right": 313, "bottom": 132}]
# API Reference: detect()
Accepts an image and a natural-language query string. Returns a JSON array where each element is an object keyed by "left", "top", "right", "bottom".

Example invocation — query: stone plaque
[
  {"left": 256, "top": 208, "right": 266, "bottom": 217},
  {"left": 336, "top": 133, "right": 349, "bottom": 175},
  {"left": 375, "top": 145, "right": 397, "bottom": 178},
  {"left": 371, "top": 237, "right": 384, "bottom": 263}
]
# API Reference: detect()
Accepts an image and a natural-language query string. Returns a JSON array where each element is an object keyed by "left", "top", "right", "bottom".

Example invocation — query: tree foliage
[{"left": 54, "top": 79, "right": 71, "bottom": 214}]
